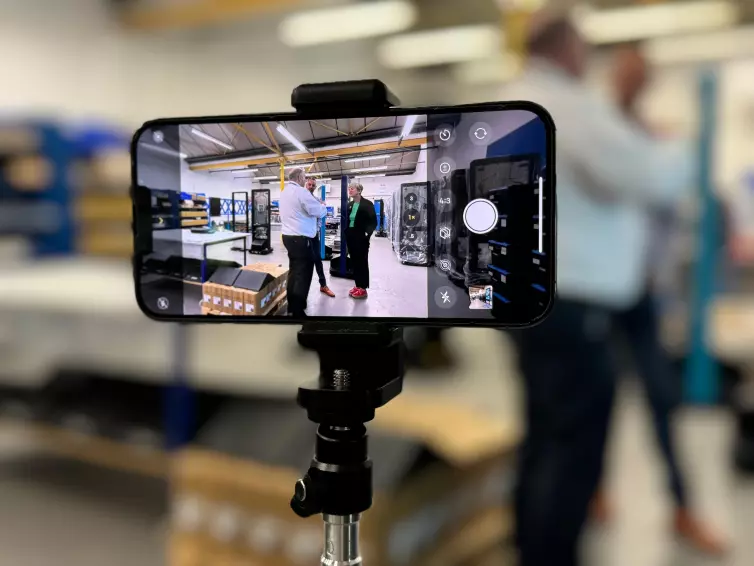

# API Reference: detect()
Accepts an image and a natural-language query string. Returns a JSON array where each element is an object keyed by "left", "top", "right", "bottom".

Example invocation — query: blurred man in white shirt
[
  {"left": 503, "top": 11, "right": 695, "bottom": 566},
  {"left": 280, "top": 168, "right": 327, "bottom": 317}
]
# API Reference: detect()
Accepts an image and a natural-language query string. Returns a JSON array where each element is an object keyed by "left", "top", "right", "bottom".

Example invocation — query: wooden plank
[
  {"left": 26, "top": 422, "right": 168, "bottom": 478},
  {"left": 118, "top": 0, "right": 302, "bottom": 31}
]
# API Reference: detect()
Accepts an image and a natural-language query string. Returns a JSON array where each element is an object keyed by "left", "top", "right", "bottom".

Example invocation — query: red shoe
[
  {"left": 320, "top": 286, "right": 336, "bottom": 298},
  {"left": 351, "top": 288, "right": 368, "bottom": 300},
  {"left": 590, "top": 489, "right": 613, "bottom": 525},
  {"left": 673, "top": 508, "right": 730, "bottom": 557},
  {"left": 348, "top": 287, "right": 358, "bottom": 296}
]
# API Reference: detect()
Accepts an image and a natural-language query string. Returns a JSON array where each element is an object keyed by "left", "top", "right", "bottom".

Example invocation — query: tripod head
[{"left": 287, "top": 80, "right": 406, "bottom": 566}]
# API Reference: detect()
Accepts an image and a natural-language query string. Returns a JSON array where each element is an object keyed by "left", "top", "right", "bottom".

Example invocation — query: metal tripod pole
[{"left": 322, "top": 514, "right": 362, "bottom": 566}]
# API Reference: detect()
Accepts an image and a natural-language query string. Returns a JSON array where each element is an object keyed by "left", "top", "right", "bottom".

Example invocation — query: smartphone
[{"left": 131, "top": 102, "right": 555, "bottom": 327}]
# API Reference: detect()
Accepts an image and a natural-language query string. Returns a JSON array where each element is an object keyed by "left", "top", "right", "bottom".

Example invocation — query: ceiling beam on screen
[{"left": 189, "top": 137, "right": 428, "bottom": 171}]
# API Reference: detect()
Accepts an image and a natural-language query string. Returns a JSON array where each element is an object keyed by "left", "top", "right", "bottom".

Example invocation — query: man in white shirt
[
  {"left": 280, "top": 168, "right": 327, "bottom": 317},
  {"left": 503, "top": 11, "right": 695, "bottom": 566}
]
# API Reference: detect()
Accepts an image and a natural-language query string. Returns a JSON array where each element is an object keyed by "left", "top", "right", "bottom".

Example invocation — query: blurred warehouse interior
[{"left": 1, "top": 0, "right": 754, "bottom": 565}]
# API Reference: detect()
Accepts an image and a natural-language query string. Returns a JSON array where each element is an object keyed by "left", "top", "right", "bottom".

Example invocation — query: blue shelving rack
[{"left": 0, "top": 121, "right": 76, "bottom": 257}]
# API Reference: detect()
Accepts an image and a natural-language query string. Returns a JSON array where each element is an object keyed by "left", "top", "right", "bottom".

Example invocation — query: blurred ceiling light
[
  {"left": 575, "top": 1, "right": 740, "bottom": 45},
  {"left": 401, "top": 116, "right": 419, "bottom": 138},
  {"left": 139, "top": 143, "right": 187, "bottom": 160},
  {"left": 255, "top": 176, "right": 280, "bottom": 181},
  {"left": 494, "top": 0, "right": 548, "bottom": 10},
  {"left": 279, "top": 1, "right": 417, "bottom": 47},
  {"left": 378, "top": 25, "right": 502, "bottom": 69},
  {"left": 190, "top": 128, "right": 233, "bottom": 151},
  {"left": 453, "top": 53, "right": 523, "bottom": 85},
  {"left": 210, "top": 168, "right": 259, "bottom": 174},
  {"left": 355, "top": 174, "right": 387, "bottom": 179},
  {"left": 645, "top": 26, "right": 754, "bottom": 64},
  {"left": 276, "top": 125, "right": 308, "bottom": 153}
]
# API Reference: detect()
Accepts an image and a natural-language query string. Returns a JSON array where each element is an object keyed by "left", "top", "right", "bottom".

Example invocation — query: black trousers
[
  {"left": 510, "top": 299, "right": 617, "bottom": 566},
  {"left": 346, "top": 229, "right": 370, "bottom": 289},
  {"left": 613, "top": 292, "right": 686, "bottom": 507},
  {"left": 312, "top": 234, "right": 327, "bottom": 288},
  {"left": 282, "top": 235, "right": 315, "bottom": 317}
]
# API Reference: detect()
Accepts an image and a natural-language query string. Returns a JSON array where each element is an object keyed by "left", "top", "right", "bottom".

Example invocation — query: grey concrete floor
[
  {"left": 205, "top": 228, "right": 430, "bottom": 318},
  {"left": 584, "top": 382, "right": 754, "bottom": 566}
]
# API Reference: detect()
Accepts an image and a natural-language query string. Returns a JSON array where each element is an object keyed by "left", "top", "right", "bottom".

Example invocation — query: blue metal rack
[
  {"left": 685, "top": 68, "right": 721, "bottom": 405},
  {"left": 0, "top": 121, "right": 76, "bottom": 256}
]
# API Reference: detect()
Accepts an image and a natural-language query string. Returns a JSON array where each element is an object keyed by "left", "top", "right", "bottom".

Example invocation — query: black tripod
[{"left": 290, "top": 323, "right": 404, "bottom": 566}]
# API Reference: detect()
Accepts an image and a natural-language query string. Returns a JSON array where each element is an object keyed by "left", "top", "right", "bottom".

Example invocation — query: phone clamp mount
[{"left": 289, "top": 80, "right": 405, "bottom": 566}]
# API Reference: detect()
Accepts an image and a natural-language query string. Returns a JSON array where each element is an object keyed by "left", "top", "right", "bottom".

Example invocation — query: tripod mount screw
[{"left": 333, "top": 369, "right": 350, "bottom": 389}]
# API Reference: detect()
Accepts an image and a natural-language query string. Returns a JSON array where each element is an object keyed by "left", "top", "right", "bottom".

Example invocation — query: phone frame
[{"left": 131, "top": 100, "right": 557, "bottom": 328}]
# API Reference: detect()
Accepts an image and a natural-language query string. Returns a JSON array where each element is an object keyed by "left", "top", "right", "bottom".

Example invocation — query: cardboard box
[
  {"left": 169, "top": 393, "right": 518, "bottom": 566},
  {"left": 231, "top": 288, "right": 246, "bottom": 316},
  {"left": 221, "top": 286, "right": 235, "bottom": 315},
  {"left": 201, "top": 282, "right": 224, "bottom": 311},
  {"left": 232, "top": 263, "right": 288, "bottom": 316}
]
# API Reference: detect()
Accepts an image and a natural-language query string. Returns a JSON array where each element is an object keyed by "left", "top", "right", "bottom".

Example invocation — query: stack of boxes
[
  {"left": 202, "top": 263, "right": 288, "bottom": 316},
  {"left": 168, "top": 394, "right": 518, "bottom": 566}
]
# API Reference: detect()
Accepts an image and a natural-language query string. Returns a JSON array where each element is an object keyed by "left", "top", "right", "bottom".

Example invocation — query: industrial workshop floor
[
  {"left": 184, "top": 230, "right": 429, "bottom": 318},
  {"left": 0, "top": 379, "right": 752, "bottom": 566}
]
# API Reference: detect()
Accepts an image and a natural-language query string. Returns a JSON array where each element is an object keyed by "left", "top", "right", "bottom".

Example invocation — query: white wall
[{"left": 0, "top": 0, "right": 457, "bottom": 128}]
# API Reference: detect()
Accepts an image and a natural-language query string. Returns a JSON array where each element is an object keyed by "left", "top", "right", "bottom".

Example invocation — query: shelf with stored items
[
  {"left": 152, "top": 190, "right": 180, "bottom": 231},
  {"left": 180, "top": 192, "right": 209, "bottom": 228}
]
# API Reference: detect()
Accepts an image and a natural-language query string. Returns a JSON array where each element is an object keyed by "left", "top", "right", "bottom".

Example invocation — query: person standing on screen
[
  {"left": 346, "top": 182, "right": 377, "bottom": 300},
  {"left": 502, "top": 10, "right": 695, "bottom": 566},
  {"left": 280, "top": 168, "right": 327, "bottom": 317},
  {"left": 305, "top": 177, "right": 336, "bottom": 298}
]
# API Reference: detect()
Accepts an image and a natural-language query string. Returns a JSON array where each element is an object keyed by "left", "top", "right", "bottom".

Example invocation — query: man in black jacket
[{"left": 346, "top": 182, "right": 377, "bottom": 300}]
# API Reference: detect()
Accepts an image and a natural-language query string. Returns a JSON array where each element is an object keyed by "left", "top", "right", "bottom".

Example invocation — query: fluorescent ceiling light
[
  {"left": 139, "top": 143, "right": 187, "bottom": 159},
  {"left": 344, "top": 155, "right": 392, "bottom": 163},
  {"left": 401, "top": 116, "right": 419, "bottom": 138},
  {"left": 356, "top": 174, "right": 387, "bottom": 179},
  {"left": 350, "top": 166, "right": 389, "bottom": 173},
  {"left": 453, "top": 53, "right": 523, "bottom": 85},
  {"left": 276, "top": 125, "right": 308, "bottom": 153},
  {"left": 190, "top": 128, "right": 234, "bottom": 151},
  {"left": 377, "top": 25, "right": 501, "bottom": 69},
  {"left": 575, "top": 1, "right": 740, "bottom": 45},
  {"left": 645, "top": 25, "right": 754, "bottom": 64},
  {"left": 255, "top": 176, "right": 280, "bottom": 181},
  {"left": 279, "top": 1, "right": 417, "bottom": 47},
  {"left": 211, "top": 168, "right": 258, "bottom": 174}
]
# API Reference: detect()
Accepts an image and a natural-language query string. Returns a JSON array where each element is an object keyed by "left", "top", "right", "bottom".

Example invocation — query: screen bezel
[{"left": 131, "top": 100, "right": 557, "bottom": 328}]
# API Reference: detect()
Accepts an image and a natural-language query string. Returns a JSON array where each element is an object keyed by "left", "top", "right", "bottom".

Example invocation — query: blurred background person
[
  {"left": 503, "top": 9, "right": 696, "bottom": 566},
  {"left": 346, "top": 182, "right": 376, "bottom": 300},
  {"left": 305, "top": 177, "right": 336, "bottom": 298},
  {"left": 589, "top": 43, "right": 729, "bottom": 558}
]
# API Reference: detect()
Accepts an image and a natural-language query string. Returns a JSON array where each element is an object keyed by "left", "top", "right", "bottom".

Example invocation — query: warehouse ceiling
[
  {"left": 181, "top": 115, "right": 428, "bottom": 179},
  {"left": 116, "top": 0, "right": 754, "bottom": 30}
]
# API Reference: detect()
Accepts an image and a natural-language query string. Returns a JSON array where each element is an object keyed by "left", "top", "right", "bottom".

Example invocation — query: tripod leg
[{"left": 322, "top": 514, "right": 362, "bottom": 566}]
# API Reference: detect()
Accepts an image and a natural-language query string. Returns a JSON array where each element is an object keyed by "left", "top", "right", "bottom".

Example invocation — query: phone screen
[{"left": 132, "top": 104, "right": 555, "bottom": 326}]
